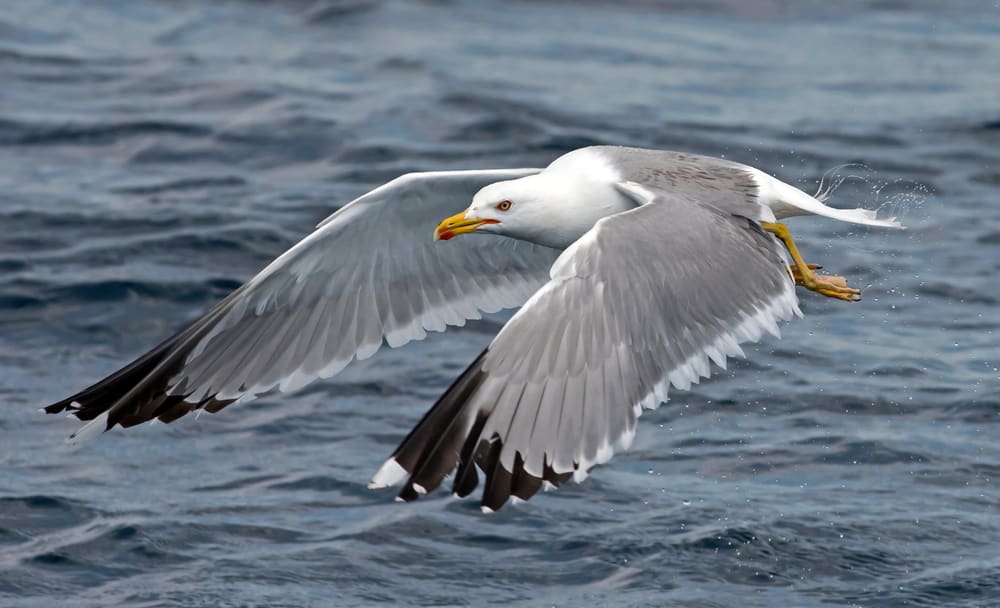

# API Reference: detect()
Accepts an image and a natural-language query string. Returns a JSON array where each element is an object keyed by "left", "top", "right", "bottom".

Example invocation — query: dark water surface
[{"left": 1, "top": 1, "right": 998, "bottom": 606}]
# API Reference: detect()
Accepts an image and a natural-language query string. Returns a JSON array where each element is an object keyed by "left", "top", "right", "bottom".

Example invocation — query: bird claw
[
  {"left": 809, "top": 274, "right": 861, "bottom": 302},
  {"left": 790, "top": 264, "right": 860, "bottom": 301}
]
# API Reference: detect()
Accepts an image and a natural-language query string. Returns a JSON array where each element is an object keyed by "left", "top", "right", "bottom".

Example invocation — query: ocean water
[{"left": 1, "top": 1, "right": 998, "bottom": 606}]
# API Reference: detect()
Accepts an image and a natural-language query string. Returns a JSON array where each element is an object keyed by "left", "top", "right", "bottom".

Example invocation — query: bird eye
[{"left": 496, "top": 200, "right": 512, "bottom": 211}]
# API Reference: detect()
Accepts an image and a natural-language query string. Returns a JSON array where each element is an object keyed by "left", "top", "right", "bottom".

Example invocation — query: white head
[{"left": 434, "top": 170, "right": 631, "bottom": 249}]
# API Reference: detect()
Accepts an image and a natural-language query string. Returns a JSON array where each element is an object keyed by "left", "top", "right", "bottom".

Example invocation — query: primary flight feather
[{"left": 44, "top": 146, "right": 900, "bottom": 511}]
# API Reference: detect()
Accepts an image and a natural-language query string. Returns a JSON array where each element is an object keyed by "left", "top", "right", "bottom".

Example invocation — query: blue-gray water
[{"left": 1, "top": 1, "right": 998, "bottom": 606}]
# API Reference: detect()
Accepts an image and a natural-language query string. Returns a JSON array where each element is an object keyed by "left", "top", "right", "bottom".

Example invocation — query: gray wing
[
  {"left": 45, "top": 169, "right": 561, "bottom": 438},
  {"left": 374, "top": 183, "right": 801, "bottom": 510}
]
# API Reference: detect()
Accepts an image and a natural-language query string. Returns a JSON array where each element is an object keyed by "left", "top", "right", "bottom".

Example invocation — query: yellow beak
[{"left": 434, "top": 210, "right": 498, "bottom": 241}]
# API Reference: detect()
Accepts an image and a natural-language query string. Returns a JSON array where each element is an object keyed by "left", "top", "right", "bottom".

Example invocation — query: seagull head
[
  {"left": 434, "top": 176, "right": 540, "bottom": 242},
  {"left": 434, "top": 172, "right": 625, "bottom": 249}
]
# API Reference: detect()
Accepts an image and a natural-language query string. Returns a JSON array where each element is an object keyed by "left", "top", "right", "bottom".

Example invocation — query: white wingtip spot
[
  {"left": 66, "top": 411, "right": 110, "bottom": 445},
  {"left": 412, "top": 483, "right": 427, "bottom": 495},
  {"left": 368, "top": 458, "right": 408, "bottom": 489},
  {"left": 480, "top": 505, "right": 495, "bottom": 514}
]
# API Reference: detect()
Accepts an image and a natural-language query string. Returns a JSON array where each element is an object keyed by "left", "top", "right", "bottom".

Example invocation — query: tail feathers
[
  {"left": 811, "top": 205, "right": 903, "bottom": 229},
  {"left": 752, "top": 169, "right": 904, "bottom": 228}
]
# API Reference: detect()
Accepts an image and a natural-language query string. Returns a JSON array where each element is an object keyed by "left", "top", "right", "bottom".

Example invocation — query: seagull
[{"left": 44, "top": 146, "right": 901, "bottom": 511}]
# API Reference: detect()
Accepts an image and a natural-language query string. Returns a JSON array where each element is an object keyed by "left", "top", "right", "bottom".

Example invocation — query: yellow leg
[{"left": 761, "top": 222, "right": 861, "bottom": 302}]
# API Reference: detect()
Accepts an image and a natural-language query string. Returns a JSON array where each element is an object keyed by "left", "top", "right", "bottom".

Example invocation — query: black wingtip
[
  {"left": 509, "top": 452, "right": 543, "bottom": 502},
  {"left": 471, "top": 439, "right": 571, "bottom": 511},
  {"left": 382, "top": 345, "right": 578, "bottom": 511},
  {"left": 39, "top": 302, "right": 238, "bottom": 433},
  {"left": 42, "top": 401, "right": 72, "bottom": 416},
  {"left": 451, "top": 412, "right": 488, "bottom": 498},
  {"left": 479, "top": 437, "right": 511, "bottom": 512},
  {"left": 386, "top": 349, "right": 489, "bottom": 500}
]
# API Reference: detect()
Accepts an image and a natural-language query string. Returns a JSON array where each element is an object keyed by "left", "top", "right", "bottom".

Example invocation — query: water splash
[{"left": 813, "top": 163, "right": 930, "bottom": 226}]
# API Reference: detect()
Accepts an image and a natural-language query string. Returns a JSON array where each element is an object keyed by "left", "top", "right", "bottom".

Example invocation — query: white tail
[{"left": 750, "top": 169, "right": 903, "bottom": 228}]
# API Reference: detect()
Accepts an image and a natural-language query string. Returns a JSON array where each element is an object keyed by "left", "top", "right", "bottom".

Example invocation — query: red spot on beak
[{"left": 438, "top": 230, "right": 455, "bottom": 241}]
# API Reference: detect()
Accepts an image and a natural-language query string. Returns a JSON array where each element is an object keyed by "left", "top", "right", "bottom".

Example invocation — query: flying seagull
[{"left": 44, "top": 146, "right": 901, "bottom": 511}]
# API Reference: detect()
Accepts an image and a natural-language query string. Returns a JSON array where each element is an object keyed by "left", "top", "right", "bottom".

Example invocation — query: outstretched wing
[
  {"left": 45, "top": 169, "right": 561, "bottom": 438},
  {"left": 373, "top": 182, "right": 801, "bottom": 510}
]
